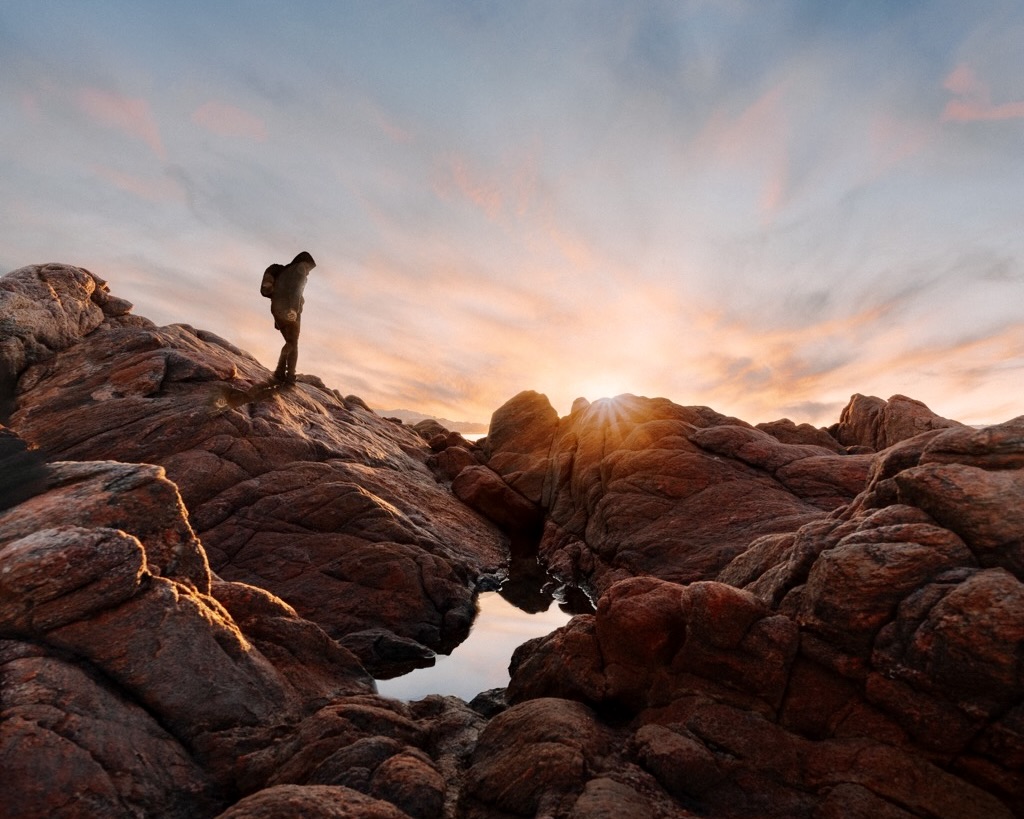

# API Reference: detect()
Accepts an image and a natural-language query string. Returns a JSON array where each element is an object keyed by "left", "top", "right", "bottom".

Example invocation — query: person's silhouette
[{"left": 261, "top": 251, "right": 316, "bottom": 382}]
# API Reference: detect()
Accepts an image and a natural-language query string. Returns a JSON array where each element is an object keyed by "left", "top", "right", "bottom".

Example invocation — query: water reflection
[{"left": 376, "top": 551, "right": 594, "bottom": 702}]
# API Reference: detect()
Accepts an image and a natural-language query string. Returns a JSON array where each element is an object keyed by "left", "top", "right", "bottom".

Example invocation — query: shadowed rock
[
  {"left": 2, "top": 263, "right": 506, "bottom": 672},
  {"left": 485, "top": 391, "right": 869, "bottom": 594},
  {"left": 2, "top": 262, "right": 1020, "bottom": 818},
  {"left": 0, "top": 428, "right": 50, "bottom": 511}
]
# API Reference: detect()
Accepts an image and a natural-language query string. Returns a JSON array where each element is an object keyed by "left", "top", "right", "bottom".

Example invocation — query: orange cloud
[
  {"left": 692, "top": 83, "right": 792, "bottom": 219},
  {"left": 430, "top": 151, "right": 540, "bottom": 223},
  {"left": 942, "top": 63, "right": 1024, "bottom": 122},
  {"left": 191, "top": 100, "right": 267, "bottom": 141},
  {"left": 91, "top": 164, "right": 185, "bottom": 203},
  {"left": 434, "top": 155, "right": 504, "bottom": 219},
  {"left": 78, "top": 87, "right": 166, "bottom": 159}
]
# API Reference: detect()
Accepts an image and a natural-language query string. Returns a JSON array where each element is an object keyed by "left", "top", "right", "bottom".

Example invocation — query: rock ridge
[{"left": 1, "top": 262, "right": 1020, "bottom": 817}]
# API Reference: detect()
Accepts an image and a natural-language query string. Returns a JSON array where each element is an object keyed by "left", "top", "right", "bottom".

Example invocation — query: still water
[
  {"left": 375, "top": 592, "right": 571, "bottom": 701},
  {"left": 376, "top": 550, "right": 594, "bottom": 702}
]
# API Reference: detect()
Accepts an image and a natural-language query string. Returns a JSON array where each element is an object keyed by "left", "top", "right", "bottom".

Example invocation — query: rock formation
[
  {"left": 1, "top": 262, "right": 1020, "bottom": 817},
  {"left": 2, "top": 263, "right": 507, "bottom": 676},
  {"left": 482, "top": 391, "right": 875, "bottom": 595},
  {"left": 476, "top": 395, "right": 1022, "bottom": 817}
]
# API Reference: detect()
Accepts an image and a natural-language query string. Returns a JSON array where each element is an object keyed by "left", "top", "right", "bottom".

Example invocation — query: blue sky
[{"left": 2, "top": 1, "right": 1022, "bottom": 425}]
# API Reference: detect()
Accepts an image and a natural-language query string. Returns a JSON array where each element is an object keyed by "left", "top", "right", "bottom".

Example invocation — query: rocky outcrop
[
  {"left": 2, "top": 264, "right": 507, "bottom": 673},
  {"left": 829, "top": 393, "right": 965, "bottom": 451},
  {"left": 0, "top": 454, "right": 376, "bottom": 817},
  {"left": 756, "top": 417, "right": 845, "bottom": 452},
  {"left": 494, "top": 415, "right": 1023, "bottom": 817},
  {"left": 2, "top": 262, "right": 1020, "bottom": 817},
  {"left": 485, "top": 391, "right": 872, "bottom": 595}
]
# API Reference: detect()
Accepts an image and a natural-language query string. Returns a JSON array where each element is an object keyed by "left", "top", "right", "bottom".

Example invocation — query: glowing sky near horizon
[{"left": 2, "top": 2, "right": 1023, "bottom": 426}]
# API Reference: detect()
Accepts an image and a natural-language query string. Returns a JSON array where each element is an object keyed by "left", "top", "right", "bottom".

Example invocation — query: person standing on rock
[{"left": 261, "top": 251, "right": 316, "bottom": 383}]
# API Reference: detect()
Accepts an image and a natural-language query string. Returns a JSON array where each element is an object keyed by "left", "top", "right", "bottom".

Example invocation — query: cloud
[
  {"left": 91, "top": 164, "right": 185, "bottom": 204},
  {"left": 77, "top": 87, "right": 167, "bottom": 159},
  {"left": 942, "top": 63, "right": 1024, "bottom": 122},
  {"left": 191, "top": 100, "right": 267, "bottom": 141},
  {"left": 868, "top": 113, "right": 933, "bottom": 174},
  {"left": 691, "top": 81, "right": 792, "bottom": 218},
  {"left": 433, "top": 155, "right": 505, "bottom": 220}
]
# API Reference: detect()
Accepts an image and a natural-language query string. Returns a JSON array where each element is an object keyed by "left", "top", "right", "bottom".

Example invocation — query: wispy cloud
[
  {"left": 91, "top": 165, "right": 185, "bottom": 204},
  {"left": 432, "top": 155, "right": 506, "bottom": 220},
  {"left": 191, "top": 101, "right": 267, "bottom": 141},
  {"left": 692, "top": 81, "right": 793, "bottom": 219},
  {"left": 2, "top": 3, "right": 1022, "bottom": 431},
  {"left": 77, "top": 87, "right": 166, "bottom": 159},
  {"left": 942, "top": 63, "right": 1024, "bottom": 122}
]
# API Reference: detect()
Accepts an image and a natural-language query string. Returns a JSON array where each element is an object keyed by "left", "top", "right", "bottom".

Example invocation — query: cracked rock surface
[{"left": 2, "top": 263, "right": 1021, "bottom": 817}]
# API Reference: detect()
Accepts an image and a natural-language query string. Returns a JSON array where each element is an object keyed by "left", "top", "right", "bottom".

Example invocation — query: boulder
[
  {"left": 756, "top": 417, "right": 845, "bottom": 452},
  {"left": 214, "top": 785, "right": 411, "bottom": 818},
  {"left": 486, "top": 392, "right": 865, "bottom": 594},
  {"left": 0, "top": 640, "right": 222, "bottom": 819},
  {"left": 508, "top": 577, "right": 798, "bottom": 715},
  {"left": 430, "top": 444, "right": 478, "bottom": 481},
  {"left": 3, "top": 264, "right": 507, "bottom": 670},
  {"left": 0, "top": 471, "right": 376, "bottom": 813},
  {"left": 0, "top": 459, "right": 210, "bottom": 591},
  {"left": 830, "top": 393, "right": 964, "bottom": 451},
  {"left": 462, "top": 698, "right": 608, "bottom": 817},
  {"left": 451, "top": 465, "right": 542, "bottom": 533},
  {"left": 483, "top": 389, "right": 559, "bottom": 503}
]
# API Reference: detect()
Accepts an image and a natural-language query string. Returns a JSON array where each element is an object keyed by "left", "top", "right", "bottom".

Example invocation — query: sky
[{"left": 2, "top": 1, "right": 1023, "bottom": 427}]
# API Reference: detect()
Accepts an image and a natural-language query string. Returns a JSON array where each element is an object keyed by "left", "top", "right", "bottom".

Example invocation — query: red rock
[
  {"left": 794, "top": 513, "right": 976, "bottom": 665},
  {"left": 756, "top": 417, "right": 845, "bottom": 451},
  {"left": 211, "top": 579, "right": 374, "bottom": 706},
  {"left": 509, "top": 577, "right": 797, "bottom": 715},
  {"left": 5, "top": 264, "right": 506, "bottom": 669},
  {"left": 567, "top": 777, "right": 658, "bottom": 819},
  {"left": 919, "top": 415, "right": 1024, "bottom": 471},
  {"left": 0, "top": 264, "right": 112, "bottom": 419},
  {"left": 214, "top": 785, "right": 411, "bottom": 818},
  {"left": 629, "top": 723, "right": 724, "bottom": 798},
  {"left": 874, "top": 568, "right": 1024, "bottom": 716},
  {"left": 0, "top": 459, "right": 210, "bottom": 591},
  {"left": 430, "top": 444, "right": 478, "bottom": 481},
  {"left": 486, "top": 392, "right": 863, "bottom": 594},
  {"left": 831, "top": 393, "right": 964, "bottom": 450},
  {"left": 451, "top": 464, "right": 542, "bottom": 532},
  {"left": 0, "top": 526, "right": 144, "bottom": 632},
  {"left": 483, "top": 389, "right": 559, "bottom": 503},
  {"left": 894, "top": 462, "right": 1024, "bottom": 576},
  {"left": 0, "top": 639, "right": 220, "bottom": 819},
  {"left": 463, "top": 698, "right": 607, "bottom": 817}
]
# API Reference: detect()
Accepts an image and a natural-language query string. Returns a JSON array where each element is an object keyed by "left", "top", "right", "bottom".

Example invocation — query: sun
[{"left": 575, "top": 377, "right": 629, "bottom": 405}]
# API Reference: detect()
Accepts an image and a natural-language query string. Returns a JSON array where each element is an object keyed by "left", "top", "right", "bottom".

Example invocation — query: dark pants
[{"left": 274, "top": 320, "right": 300, "bottom": 382}]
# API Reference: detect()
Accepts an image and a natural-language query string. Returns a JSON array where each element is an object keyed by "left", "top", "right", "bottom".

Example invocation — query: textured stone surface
[
  {"left": 0, "top": 459, "right": 210, "bottom": 591},
  {"left": 214, "top": 785, "right": 411, "bottom": 818},
  {"left": 830, "top": 393, "right": 964, "bottom": 451},
  {"left": 452, "top": 464, "right": 542, "bottom": 532},
  {"left": 4, "top": 263, "right": 506, "bottom": 669},
  {"left": 486, "top": 391, "right": 866, "bottom": 594},
  {"left": 3, "top": 263, "right": 1021, "bottom": 818}
]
